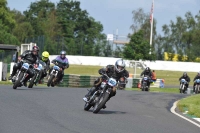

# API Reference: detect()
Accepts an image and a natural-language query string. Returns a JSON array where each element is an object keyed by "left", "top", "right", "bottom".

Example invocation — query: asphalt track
[{"left": 0, "top": 85, "right": 199, "bottom": 133}]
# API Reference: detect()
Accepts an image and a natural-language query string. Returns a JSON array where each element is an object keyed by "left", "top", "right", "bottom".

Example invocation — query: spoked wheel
[{"left": 93, "top": 92, "right": 109, "bottom": 114}]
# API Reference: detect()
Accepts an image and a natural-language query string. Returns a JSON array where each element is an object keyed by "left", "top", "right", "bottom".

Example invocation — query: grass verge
[
  {"left": 125, "top": 87, "right": 179, "bottom": 94},
  {"left": 177, "top": 94, "right": 200, "bottom": 118}
]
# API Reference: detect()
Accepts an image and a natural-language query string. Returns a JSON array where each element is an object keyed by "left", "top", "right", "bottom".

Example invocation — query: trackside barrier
[{"left": 56, "top": 74, "right": 163, "bottom": 88}]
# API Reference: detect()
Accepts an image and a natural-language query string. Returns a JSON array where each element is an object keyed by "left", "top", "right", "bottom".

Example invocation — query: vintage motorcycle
[
  {"left": 47, "top": 62, "right": 61, "bottom": 87},
  {"left": 179, "top": 78, "right": 188, "bottom": 94},
  {"left": 141, "top": 76, "right": 150, "bottom": 91},
  {"left": 194, "top": 79, "right": 200, "bottom": 94},
  {"left": 84, "top": 74, "right": 117, "bottom": 114},
  {"left": 12, "top": 61, "right": 33, "bottom": 89}
]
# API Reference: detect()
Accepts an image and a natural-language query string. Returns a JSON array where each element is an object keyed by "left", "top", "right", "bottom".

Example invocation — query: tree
[{"left": 123, "top": 30, "right": 155, "bottom": 60}]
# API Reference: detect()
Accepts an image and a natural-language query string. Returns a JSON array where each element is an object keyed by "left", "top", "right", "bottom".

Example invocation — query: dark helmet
[
  {"left": 32, "top": 45, "right": 39, "bottom": 55},
  {"left": 60, "top": 50, "right": 66, "bottom": 59},
  {"left": 145, "top": 67, "right": 150, "bottom": 72},
  {"left": 115, "top": 59, "right": 126, "bottom": 73},
  {"left": 183, "top": 72, "right": 187, "bottom": 77}
]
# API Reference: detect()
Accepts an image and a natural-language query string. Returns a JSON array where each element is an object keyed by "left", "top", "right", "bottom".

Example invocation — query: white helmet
[{"left": 115, "top": 59, "right": 126, "bottom": 73}]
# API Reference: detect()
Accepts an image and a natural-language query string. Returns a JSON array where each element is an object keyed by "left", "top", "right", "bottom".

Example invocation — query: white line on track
[{"left": 170, "top": 100, "right": 200, "bottom": 128}]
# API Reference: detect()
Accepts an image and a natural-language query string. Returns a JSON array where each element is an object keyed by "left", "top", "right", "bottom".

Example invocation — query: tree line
[{"left": 1, "top": 0, "right": 200, "bottom": 61}]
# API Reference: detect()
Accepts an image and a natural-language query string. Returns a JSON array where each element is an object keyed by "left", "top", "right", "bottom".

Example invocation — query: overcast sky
[{"left": 7, "top": 0, "right": 200, "bottom": 39}]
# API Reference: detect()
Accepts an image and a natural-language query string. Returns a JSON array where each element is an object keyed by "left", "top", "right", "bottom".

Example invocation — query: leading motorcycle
[
  {"left": 12, "top": 61, "right": 33, "bottom": 89},
  {"left": 84, "top": 74, "right": 117, "bottom": 114}
]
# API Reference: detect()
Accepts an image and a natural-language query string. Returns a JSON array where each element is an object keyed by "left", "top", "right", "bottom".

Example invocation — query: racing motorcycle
[
  {"left": 179, "top": 78, "right": 188, "bottom": 94},
  {"left": 84, "top": 74, "right": 117, "bottom": 114},
  {"left": 141, "top": 76, "right": 150, "bottom": 91},
  {"left": 194, "top": 79, "right": 200, "bottom": 94},
  {"left": 28, "top": 60, "right": 46, "bottom": 88},
  {"left": 12, "top": 61, "right": 33, "bottom": 89},
  {"left": 47, "top": 62, "right": 61, "bottom": 87}
]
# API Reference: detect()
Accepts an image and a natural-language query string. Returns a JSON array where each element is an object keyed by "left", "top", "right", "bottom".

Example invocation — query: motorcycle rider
[
  {"left": 83, "top": 59, "right": 129, "bottom": 108},
  {"left": 179, "top": 72, "right": 190, "bottom": 91},
  {"left": 8, "top": 46, "right": 40, "bottom": 86},
  {"left": 39, "top": 51, "right": 50, "bottom": 82},
  {"left": 193, "top": 71, "right": 200, "bottom": 94},
  {"left": 140, "top": 67, "right": 152, "bottom": 89},
  {"left": 49, "top": 50, "right": 69, "bottom": 83}
]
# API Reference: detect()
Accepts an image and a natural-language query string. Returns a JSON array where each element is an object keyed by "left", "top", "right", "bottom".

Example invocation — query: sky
[{"left": 7, "top": 0, "right": 200, "bottom": 40}]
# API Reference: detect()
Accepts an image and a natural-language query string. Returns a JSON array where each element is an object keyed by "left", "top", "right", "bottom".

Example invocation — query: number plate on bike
[
  {"left": 53, "top": 65, "right": 60, "bottom": 71},
  {"left": 108, "top": 78, "right": 117, "bottom": 86},
  {"left": 22, "top": 63, "right": 29, "bottom": 69},
  {"left": 143, "top": 77, "right": 148, "bottom": 80}
]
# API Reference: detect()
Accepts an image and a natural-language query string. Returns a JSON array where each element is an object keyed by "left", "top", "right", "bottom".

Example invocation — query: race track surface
[{"left": 0, "top": 85, "right": 199, "bottom": 133}]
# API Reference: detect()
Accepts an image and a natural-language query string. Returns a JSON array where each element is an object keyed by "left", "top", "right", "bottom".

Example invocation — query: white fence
[{"left": 49, "top": 55, "right": 200, "bottom": 72}]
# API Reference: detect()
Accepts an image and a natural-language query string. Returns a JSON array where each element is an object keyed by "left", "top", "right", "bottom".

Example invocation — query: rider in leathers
[
  {"left": 49, "top": 51, "right": 69, "bottom": 83},
  {"left": 8, "top": 46, "right": 40, "bottom": 86},
  {"left": 39, "top": 51, "right": 50, "bottom": 82},
  {"left": 83, "top": 59, "right": 129, "bottom": 108},
  {"left": 140, "top": 67, "right": 152, "bottom": 89},
  {"left": 179, "top": 72, "right": 190, "bottom": 91},
  {"left": 193, "top": 72, "right": 200, "bottom": 93}
]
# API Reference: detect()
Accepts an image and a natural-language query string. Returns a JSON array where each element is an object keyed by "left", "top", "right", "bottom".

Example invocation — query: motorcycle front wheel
[
  {"left": 93, "top": 92, "right": 109, "bottom": 114},
  {"left": 13, "top": 72, "right": 24, "bottom": 89}
]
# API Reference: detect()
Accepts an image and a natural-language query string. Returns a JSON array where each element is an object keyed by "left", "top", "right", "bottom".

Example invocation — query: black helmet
[
  {"left": 60, "top": 50, "right": 66, "bottom": 59},
  {"left": 145, "top": 67, "right": 150, "bottom": 72},
  {"left": 183, "top": 72, "right": 187, "bottom": 77},
  {"left": 32, "top": 45, "right": 39, "bottom": 55}
]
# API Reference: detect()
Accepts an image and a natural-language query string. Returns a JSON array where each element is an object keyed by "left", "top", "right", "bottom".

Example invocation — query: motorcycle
[
  {"left": 179, "top": 79, "right": 188, "bottom": 94},
  {"left": 28, "top": 60, "right": 45, "bottom": 88},
  {"left": 47, "top": 63, "right": 61, "bottom": 87},
  {"left": 12, "top": 61, "right": 33, "bottom": 89},
  {"left": 84, "top": 74, "right": 117, "bottom": 114},
  {"left": 195, "top": 79, "right": 200, "bottom": 94},
  {"left": 141, "top": 76, "right": 150, "bottom": 91}
]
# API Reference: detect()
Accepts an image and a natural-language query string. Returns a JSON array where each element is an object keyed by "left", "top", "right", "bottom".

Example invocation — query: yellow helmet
[{"left": 42, "top": 51, "right": 49, "bottom": 61}]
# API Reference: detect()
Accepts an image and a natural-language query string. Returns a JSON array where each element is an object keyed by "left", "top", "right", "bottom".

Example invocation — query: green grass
[
  {"left": 64, "top": 65, "right": 197, "bottom": 85},
  {"left": 126, "top": 87, "right": 179, "bottom": 93},
  {"left": 177, "top": 94, "right": 200, "bottom": 118},
  {"left": 0, "top": 81, "right": 12, "bottom": 85}
]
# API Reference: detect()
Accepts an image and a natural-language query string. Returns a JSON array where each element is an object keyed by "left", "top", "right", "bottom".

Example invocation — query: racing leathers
[
  {"left": 39, "top": 57, "right": 50, "bottom": 80},
  {"left": 140, "top": 69, "right": 152, "bottom": 88}
]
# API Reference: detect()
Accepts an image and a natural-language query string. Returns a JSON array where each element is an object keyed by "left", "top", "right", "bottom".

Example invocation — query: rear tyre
[{"left": 28, "top": 75, "right": 36, "bottom": 88}]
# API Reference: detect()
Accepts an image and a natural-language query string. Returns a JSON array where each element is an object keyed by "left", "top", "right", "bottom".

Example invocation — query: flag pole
[{"left": 149, "top": 0, "right": 154, "bottom": 55}]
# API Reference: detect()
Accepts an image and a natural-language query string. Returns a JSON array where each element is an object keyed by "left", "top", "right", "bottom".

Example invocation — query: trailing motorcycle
[
  {"left": 12, "top": 61, "right": 33, "bottom": 89},
  {"left": 141, "top": 76, "right": 150, "bottom": 91},
  {"left": 28, "top": 60, "right": 46, "bottom": 88},
  {"left": 194, "top": 79, "right": 200, "bottom": 94},
  {"left": 179, "top": 78, "right": 188, "bottom": 94},
  {"left": 47, "top": 63, "right": 61, "bottom": 87},
  {"left": 84, "top": 74, "right": 117, "bottom": 114}
]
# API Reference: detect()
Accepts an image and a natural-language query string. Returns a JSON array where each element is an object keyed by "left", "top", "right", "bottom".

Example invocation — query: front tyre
[
  {"left": 13, "top": 72, "right": 24, "bottom": 89},
  {"left": 47, "top": 75, "right": 54, "bottom": 87},
  {"left": 84, "top": 102, "right": 92, "bottom": 111},
  {"left": 93, "top": 92, "right": 109, "bottom": 114}
]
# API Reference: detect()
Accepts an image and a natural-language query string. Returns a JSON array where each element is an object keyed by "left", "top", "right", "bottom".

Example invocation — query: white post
[
  {"left": 0, "top": 62, "right": 2, "bottom": 81},
  {"left": 134, "top": 62, "right": 137, "bottom": 78},
  {"left": 149, "top": 0, "right": 154, "bottom": 54}
]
